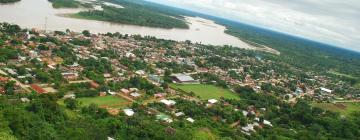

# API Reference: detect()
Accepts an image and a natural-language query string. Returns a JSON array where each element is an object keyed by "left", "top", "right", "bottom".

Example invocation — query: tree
[
  {"left": 5, "top": 81, "right": 16, "bottom": 95},
  {"left": 234, "top": 85, "right": 255, "bottom": 94},
  {"left": 82, "top": 30, "right": 91, "bottom": 37},
  {"left": 64, "top": 98, "right": 79, "bottom": 110}
]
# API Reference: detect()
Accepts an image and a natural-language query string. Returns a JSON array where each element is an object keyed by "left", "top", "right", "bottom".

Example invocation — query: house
[
  {"left": 130, "top": 92, "right": 141, "bottom": 98},
  {"left": 107, "top": 90, "right": 117, "bottom": 95},
  {"left": 0, "top": 77, "right": 9, "bottom": 83},
  {"left": 20, "top": 97, "right": 30, "bottom": 103},
  {"left": 103, "top": 73, "right": 112, "bottom": 78},
  {"left": 61, "top": 72, "right": 78, "bottom": 81},
  {"left": 120, "top": 88, "right": 130, "bottom": 94},
  {"left": 154, "top": 93, "right": 166, "bottom": 98},
  {"left": 123, "top": 109, "right": 135, "bottom": 116},
  {"left": 89, "top": 81, "right": 100, "bottom": 89},
  {"left": 0, "top": 87, "right": 5, "bottom": 94},
  {"left": 242, "top": 111, "right": 249, "bottom": 116},
  {"left": 186, "top": 117, "right": 195, "bottom": 123},
  {"left": 5, "top": 68, "right": 18, "bottom": 75},
  {"left": 30, "top": 84, "right": 47, "bottom": 94},
  {"left": 208, "top": 99, "right": 218, "bottom": 104},
  {"left": 160, "top": 99, "right": 176, "bottom": 106},
  {"left": 64, "top": 94, "right": 76, "bottom": 99},
  {"left": 175, "top": 112, "right": 184, "bottom": 117},
  {"left": 99, "top": 92, "right": 107, "bottom": 97},
  {"left": 28, "top": 50, "right": 38, "bottom": 59},
  {"left": 148, "top": 75, "right": 164, "bottom": 84},
  {"left": 125, "top": 52, "right": 136, "bottom": 58},
  {"left": 68, "top": 63, "right": 83, "bottom": 71},
  {"left": 129, "top": 88, "right": 138, "bottom": 92},
  {"left": 156, "top": 114, "right": 173, "bottom": 123},
  {"left": 320, "top": 87, "right": 332, "bottom": 94},
  {"left": 171, "top": 74, "right": 198, "bottom": 84},
  {"left": 135, "top": 70, "right": 145, "bottom": 76},
  {"left": 263, "top": 120, "right": 273, "bottom": 127}
]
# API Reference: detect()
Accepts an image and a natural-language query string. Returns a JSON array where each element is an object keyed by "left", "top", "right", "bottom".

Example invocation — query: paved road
[{"left": 68, "top": 80, "right": 92, "bottom": 84}]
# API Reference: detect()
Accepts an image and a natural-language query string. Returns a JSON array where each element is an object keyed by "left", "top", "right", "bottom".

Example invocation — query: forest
[
  {"left": 74, "top": 0, "right": 189, "bottom": 29},
  {"left": 221, "top": 21, "right": 360, "bottom": 86},
  {"left": 0, "top": 0, "right": 20, "bottom": 3},
  {"left": 48, "top": 0, "right": 80, "bottom": 8}
]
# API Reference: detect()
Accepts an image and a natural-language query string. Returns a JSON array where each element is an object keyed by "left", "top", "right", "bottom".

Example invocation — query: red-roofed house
[
  {"left": 90, "top": 81, "right": 100, "bottom": 89},
  {"left": 0, "top": 87, "right": 5, "bottom": 94},
  {"left": 0, "top": 77, "right": 9, "bottom": 83},
  {"left": 30, "top": 84, "right": 47, "bottom": 94}
]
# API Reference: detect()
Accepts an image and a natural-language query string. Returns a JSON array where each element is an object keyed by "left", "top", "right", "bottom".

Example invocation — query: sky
[{"left": 146, "top": 0, "right": 360, "bottom": 52}]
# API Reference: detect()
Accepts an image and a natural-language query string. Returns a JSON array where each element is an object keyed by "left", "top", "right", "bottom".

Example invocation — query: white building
[
  {"left": 123, "top": 109, "right": 135, "bottom": 116},
  {"left": 186, "top": 117, "right": 195, "bottom": 123},
  {"left": 320, "top": 87, "right": 332, "bottom": 94},
  {"left": 160, "top": 99, "right": 176, "bottom": 106},
  {"left": 208, "top": 99, "right": 218, "bottom": 104}
]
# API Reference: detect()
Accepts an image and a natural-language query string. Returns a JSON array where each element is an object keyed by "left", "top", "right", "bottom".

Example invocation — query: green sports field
[
  {"left": 171, "top": 84, "right": 239, "bottom": 100},
  {"left": 77, "top": 95, "right": 129, "bottom": 108},
  {"left": 313, "top": 102, "right": 360, "bottom": 116}
]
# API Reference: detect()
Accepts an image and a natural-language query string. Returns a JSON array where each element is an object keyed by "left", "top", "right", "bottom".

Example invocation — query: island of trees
[
  {"left": 74, "top": 1, "right": 189, "bottom": 29},
  {"left": 0, "top": 0, "right": 20, "bottom": 4}
]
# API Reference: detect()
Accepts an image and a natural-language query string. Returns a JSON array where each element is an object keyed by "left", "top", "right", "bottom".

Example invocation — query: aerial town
[{"left": 1, "top": 23, "right": 360, "bottom": 139}]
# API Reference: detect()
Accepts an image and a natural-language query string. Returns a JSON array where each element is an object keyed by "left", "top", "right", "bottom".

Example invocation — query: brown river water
[{"left": 0, "top": 0, "right": 252, "bottom": 48}]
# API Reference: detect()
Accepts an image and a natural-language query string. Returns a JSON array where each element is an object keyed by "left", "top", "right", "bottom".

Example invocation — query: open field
[
  {"left": 171, "top": 84, "right": 239, "bottom": 100},
  {"left": 355, "top": 83, "right": 360, "bottom": 89},
  {"left": 78, "top": 95, "right": 130, "bottom": 108},
  {"left": 192, "top": 128, "right": 217, "bottom": 140},
  {"left": 328, "top": 70, "right": 356, "bottom": 79},
  {"left": 313, "top": 102, "right": 360, "bottom": 116}
]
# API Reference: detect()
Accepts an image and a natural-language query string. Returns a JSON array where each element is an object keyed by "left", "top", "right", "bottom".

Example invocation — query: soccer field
[
  {"left": 78, "top": 95, "right": 129, "bottom": 108},
  {"left": 171, "top": 84, "right": 240, "bottom": 100}
]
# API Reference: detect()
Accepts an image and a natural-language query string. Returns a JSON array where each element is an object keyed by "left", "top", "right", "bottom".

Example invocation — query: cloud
[{"left": 147, "top": 0, "right": 360, "bottom": 52}]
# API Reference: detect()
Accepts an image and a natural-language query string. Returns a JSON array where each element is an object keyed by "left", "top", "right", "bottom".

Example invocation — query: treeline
[
  {"left": 75, "top": 2, "right": 189, "bottom": 29},
  {"left": 0, "top": 0, "right": 20, "bottom": 3},
  {"left": 222, "top": 21, "right": 360, "bottom": 85},
  {"left": 48, "top": 0, "right": 80, "bottom": 8}
]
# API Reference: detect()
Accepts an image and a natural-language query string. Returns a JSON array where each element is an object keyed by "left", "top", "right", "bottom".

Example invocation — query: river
[{"left": 0, "top": 0, "right": 252, "bottom": 48}]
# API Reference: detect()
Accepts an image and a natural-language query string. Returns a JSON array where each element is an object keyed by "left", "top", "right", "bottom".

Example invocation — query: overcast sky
[{"left": 146, "top": 0, "right": 360, "bottom": 52}]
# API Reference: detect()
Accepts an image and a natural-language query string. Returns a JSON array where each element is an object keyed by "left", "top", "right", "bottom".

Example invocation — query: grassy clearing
[
  {"left": 355, "top": 83, "right": 360, "bottom": 89},
  {"left": 56, "top": 100, "right": 81, "bottom": 119},
  {"left": 78, "top": 95, "right": 129, "bottom": 108},
  {"left": 192, "top": 128, "right": 217, "bottom": 140},
  {"left": 313, "top": 102, "right": 360, "bottom": 116},
  {"left": 171, "top": 84, "right": 239, "bottom": 100},
  {"left": 328, "top": 70, "right": 356, "bottom": 79}
]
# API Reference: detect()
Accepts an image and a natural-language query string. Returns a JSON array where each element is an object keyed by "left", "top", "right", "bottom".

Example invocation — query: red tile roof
[
  {"left": 30, "top": 84, "right": 46, "bottom": 94},
  {"left": 0, "top": 77, "right": 9, "bottom": 82},
  {"left": 90, "top": 81, "right": 100, "bottom": 89}
]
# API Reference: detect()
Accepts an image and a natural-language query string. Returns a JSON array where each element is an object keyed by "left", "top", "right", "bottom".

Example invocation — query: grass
[
  {"left": 77, "top": 95, "right": 129, "bottom": 108},
  {"left": 355, "top": 83, "right": 360, "bottom": 89},
  {"left": 192, "top": 128, "right": 217, "bottom": 140},
  {"left": 328, "top": 70, "right": 356, "bottom": 79},
  {"left": 171, "top": 84, "right": 239, "bottom": 100},
  {"left": 313, "top": 102, "right": 360, "bottom": 116},
  {"left": 57, "top": 100, "right": 81, "bottom": 119}
]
